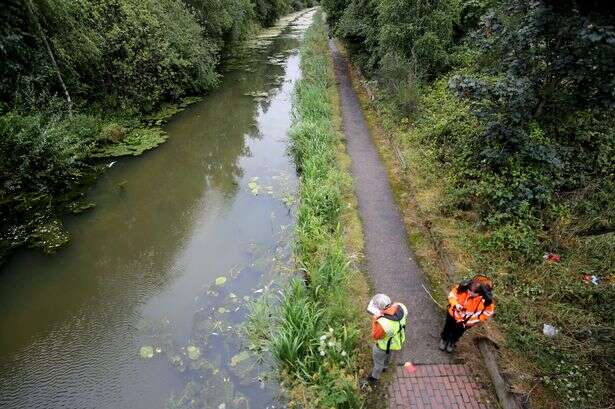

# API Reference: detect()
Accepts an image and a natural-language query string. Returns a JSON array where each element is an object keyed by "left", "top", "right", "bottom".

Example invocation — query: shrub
[{"left": 0, "top": 111, "right": 100, "bottom": 256}]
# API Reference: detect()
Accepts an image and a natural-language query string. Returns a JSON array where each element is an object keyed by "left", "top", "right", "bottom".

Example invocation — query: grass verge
[
  {"left": 248, "top": 13, "right": 370, "bottom": 408},
  {"left": 337, "top": 41, "right": 614, "bottom": 408}
]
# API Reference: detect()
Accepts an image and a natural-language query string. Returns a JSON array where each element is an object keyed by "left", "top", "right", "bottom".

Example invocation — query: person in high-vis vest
[
  {"left": 440, "top": 275, "right": 495, "bottom": 353},
  {"left": 366, "top": 294, "right": 408, "bottom": 385}
]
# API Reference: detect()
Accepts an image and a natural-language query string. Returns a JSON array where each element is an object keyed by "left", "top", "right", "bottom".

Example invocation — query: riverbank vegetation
[
  {"left": 0, "top": 0, "right": 317, "bottom": 263},
  {"left": 248, "top": 13, "right": 368, "bottom": 408},
  {"left": 322, "top": 0, "right": 614, "bottom": 407}
]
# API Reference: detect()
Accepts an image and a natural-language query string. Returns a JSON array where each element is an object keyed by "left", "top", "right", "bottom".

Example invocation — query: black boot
[{"left": 360, "top": 376, "right": 378, "bottom": 390}]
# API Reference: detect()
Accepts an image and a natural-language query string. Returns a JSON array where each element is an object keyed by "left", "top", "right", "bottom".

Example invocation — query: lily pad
[
  {"left": 186, "top": 345, "right": 201, "bottom": 360},
  {"left": 247, "top": 178, "right": 261, "bottom": 195},
  {"left": 230, "top": 351, "right": 251, "bottom": 367},
  {"left": 215, "top": 276, "right": 227, "bottom": 286},
  {"left": 139, "top": 346, "right": 154, "bottom": 359},
  {"left": 217, "top": 307, "right": 228, "bottom": 314},
  {"left": 66, "top": 200, "right": 96, "bottom": 214},
  {"left": 30, "top": 218, "right": 70, "bottom": 254}
]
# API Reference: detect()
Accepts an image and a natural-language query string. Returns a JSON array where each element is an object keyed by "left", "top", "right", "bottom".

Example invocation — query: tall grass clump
[{"left": 249, "top": 12, "right": 365, "bottom": 408}]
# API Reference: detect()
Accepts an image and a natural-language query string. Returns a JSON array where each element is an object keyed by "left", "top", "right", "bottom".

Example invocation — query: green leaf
[
  {"left": 230, "top": 351, "right": 250, "bottom": 366},
  {"left": 247, "top": 177, "right": 261, "bottom": 195},
  {"left": 139, "top": 346, "right": 154, "bottom": 359},
  {"left": 186, "top": 345, "right": 200, "bottom": 360}
]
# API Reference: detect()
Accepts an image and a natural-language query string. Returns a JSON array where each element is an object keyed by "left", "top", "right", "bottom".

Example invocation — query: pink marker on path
[{"left": 403, "top": 361, "right": 416, "bottom": 374}]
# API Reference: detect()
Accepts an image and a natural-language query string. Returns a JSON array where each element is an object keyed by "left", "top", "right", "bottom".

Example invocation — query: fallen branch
[{"left": 476, "top": 338, "right": 524, "bottom": 409}]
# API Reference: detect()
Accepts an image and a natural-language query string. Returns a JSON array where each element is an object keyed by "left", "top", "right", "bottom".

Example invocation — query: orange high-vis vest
[{"left": 447, "top": 286, "right": 494, "bottom": 326}]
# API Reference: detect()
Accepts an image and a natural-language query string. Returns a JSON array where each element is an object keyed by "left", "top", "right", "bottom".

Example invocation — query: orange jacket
[
  {"left": 447, "top": 286, "right": 494, "bottom": 327},
  {"left": 371, "top": 304, "right": 403, "bottom": 340}
]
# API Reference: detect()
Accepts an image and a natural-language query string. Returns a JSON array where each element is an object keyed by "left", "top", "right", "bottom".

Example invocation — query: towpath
[{"left": 329, "top": 40, "right": 494, "bottom": 409}]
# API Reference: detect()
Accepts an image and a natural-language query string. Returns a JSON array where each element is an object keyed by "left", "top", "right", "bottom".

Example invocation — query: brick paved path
[{"left": 388, "top": 364, "right": 494, "bottom": 409}]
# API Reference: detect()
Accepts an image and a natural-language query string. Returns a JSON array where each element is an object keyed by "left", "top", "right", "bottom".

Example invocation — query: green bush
[
  {"left": 94, "top": 0, "right": 220, "bottom": 112},
  {"left": 0, "top": 112, "right": 97, "bottom": 196},
  {"left": 253, "top": 0, "right": 292, "bottom": 27},
  {"left": 376, "top": 0, "right": 459, "bottom": 79},
  {"left": 0, "top": 111, "right": 100, "bottom": 256},
  {"left": 328, "top": 0, "right": 460, "bottom": 79},
  {"left": 185, "top": 0, "right": 255, "bottom": 52}
]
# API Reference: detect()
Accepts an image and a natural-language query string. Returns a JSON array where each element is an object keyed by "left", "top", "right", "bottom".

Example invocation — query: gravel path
[{"left": 329, "top": 40, "right": 450, "bottom": 365}]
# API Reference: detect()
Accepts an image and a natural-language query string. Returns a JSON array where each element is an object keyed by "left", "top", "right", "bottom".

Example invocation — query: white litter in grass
[{"left": 543, "top": 323, "right": 559, "bottom": 337}]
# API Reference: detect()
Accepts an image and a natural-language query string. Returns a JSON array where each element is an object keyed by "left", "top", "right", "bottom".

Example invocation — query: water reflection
[{"left": 0, "top": 9, "right": 315, "bottom": 409}]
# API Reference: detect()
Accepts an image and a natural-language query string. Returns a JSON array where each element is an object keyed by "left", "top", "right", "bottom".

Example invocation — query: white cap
[{"left": 372, "top": 293, "right": 391, "bottom": 310}]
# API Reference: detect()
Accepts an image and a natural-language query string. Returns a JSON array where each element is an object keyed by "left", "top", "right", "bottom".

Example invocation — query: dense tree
[
  {"left": 0, "top": 0, "right": 314, "bottom": 113},
  {"left": 323, "top": 0, "right": 615, "bottom": 230},
  {"left": 448, "top": 0, "right": 615, "bottom": 227}
]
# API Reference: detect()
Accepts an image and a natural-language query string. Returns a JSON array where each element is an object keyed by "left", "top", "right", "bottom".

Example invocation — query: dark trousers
[{"left": 440, "top": 313, "right": 466, "bottom": 345}]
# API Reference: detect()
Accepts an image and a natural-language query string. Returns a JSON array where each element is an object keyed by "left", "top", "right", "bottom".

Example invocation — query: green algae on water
[
  {"left": 143, "top": 96, "right": 204, "bottom": 125},
  {"left": 66, "top": 200, "right": 96, "bottom": 214},
  {"left": 166, "top": 377, "right": 247, "bottom": 409},
  {"left": 247, "top": 178, "right": 261, "bottom": 195},
  {"left": 93, "top": 96, "right": 203, "bottom": 158},
  {"left": 92, "top": 128, "right": 168, "bottom": 158}
]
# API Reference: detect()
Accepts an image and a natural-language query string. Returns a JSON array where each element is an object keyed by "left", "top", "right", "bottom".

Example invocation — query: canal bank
[{"left": 253, "top": 13, "right": 371, "bottom": 408}]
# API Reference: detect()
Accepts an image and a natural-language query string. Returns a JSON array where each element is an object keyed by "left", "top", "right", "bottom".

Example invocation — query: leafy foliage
[
  {"left": 0, "top": 111, "right": 100, "bottom": 257},
  {"left": 1, "top": 0, "right": 316, "bottom": 111},
  {"left": 446, "top": 1, "right": 615, "bottom": 232},
  {"left": 323, "top": 0, "right": 615, "bottom": 244},
  {"left": 328, "top": 0, "right": 460, "bottom": 113},
  {"left": 324, "top": 0, "right": 615, "bottom": 406}
]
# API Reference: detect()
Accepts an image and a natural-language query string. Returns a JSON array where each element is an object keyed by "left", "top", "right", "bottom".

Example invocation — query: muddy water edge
[{"left": 0, "top": 9, "right": 316, "bottom": 409}]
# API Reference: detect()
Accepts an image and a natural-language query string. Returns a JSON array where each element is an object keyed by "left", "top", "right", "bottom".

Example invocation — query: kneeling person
[{"left": 367, "top": 294, "right": 408, "bottom": 384}]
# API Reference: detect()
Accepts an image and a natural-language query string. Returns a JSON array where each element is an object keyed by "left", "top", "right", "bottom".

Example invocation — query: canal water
[{"left": 0, "top": 9, "right": 316, "bottom": 409}]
